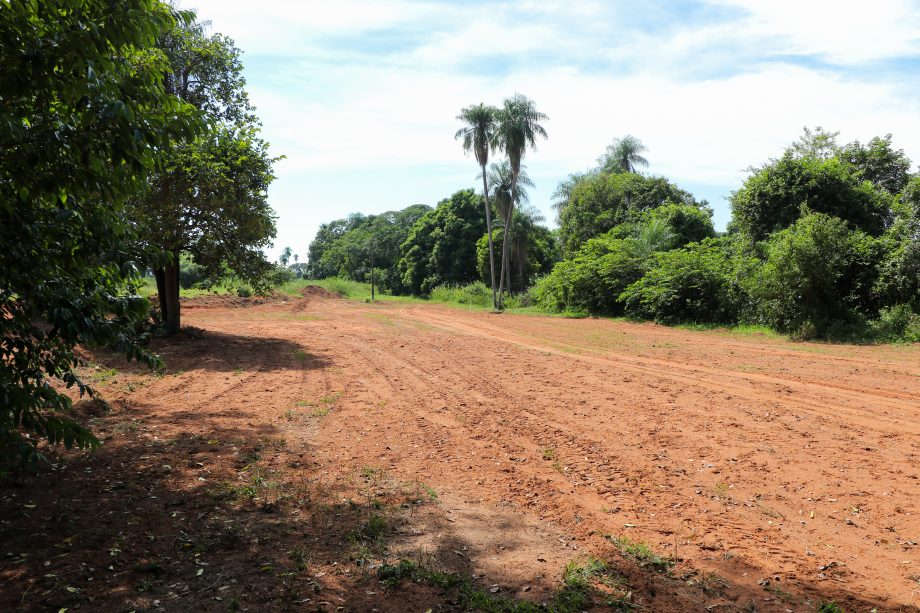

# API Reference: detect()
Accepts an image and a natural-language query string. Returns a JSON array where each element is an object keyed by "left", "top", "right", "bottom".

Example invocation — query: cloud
[{"left": 178, "top": 0, "right": 920, "bottom": 258}]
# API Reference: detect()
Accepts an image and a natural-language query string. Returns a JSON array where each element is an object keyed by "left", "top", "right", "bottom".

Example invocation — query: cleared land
[{"left": 2, "top": 289, "right": 919, "bottom": 611}]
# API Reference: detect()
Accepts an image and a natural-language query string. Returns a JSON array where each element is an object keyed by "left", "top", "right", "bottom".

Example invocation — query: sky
[{"left": 179, "top": 0, "right": 920, "bottom": 262}]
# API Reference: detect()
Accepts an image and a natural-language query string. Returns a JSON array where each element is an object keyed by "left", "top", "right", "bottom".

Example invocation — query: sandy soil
[{"left": 2, "top": 290, "right": 919, "bottom": 612}]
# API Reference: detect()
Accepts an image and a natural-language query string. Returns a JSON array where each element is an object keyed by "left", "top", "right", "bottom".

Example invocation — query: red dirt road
[{"left": 2, "top": 291, "right": 919, "bottom": 611}]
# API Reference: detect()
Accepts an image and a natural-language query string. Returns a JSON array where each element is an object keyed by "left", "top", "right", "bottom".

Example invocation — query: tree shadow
[{"left": 86, "top": 327, "right": 331, "bottom": 374}]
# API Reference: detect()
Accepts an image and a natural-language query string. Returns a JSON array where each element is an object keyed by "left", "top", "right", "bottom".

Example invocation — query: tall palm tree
[
  {"left": 492, "top": 94, "right": 548, "bottom": 308},
  {"left": 487, "top": 161, "right": 534, "bottom": 294},
  {"left": 598, "top": 135, "right": 648, "bottom": 174},
  {"left": 455, "top": 103, "right": 500, "bottom": 309}
]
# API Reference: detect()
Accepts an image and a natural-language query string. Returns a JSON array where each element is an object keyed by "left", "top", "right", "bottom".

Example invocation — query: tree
[
  {"left": 837, "top": 134, "right": 912, "bottom": 195},
  {"left": 747, "top": 211, "right": 881, "bottom": 337},
  {"left": 131, "top": 124, "right": 278, "bottom": 332},
  {"left": 306, "top": 204, "right": 431, "bottom": 293},
  {"left": 0, "top": 0, "right": 202, "bottom": 462},
  {"left": 598, "top": 135, "right": 649, "bottom": 174},
  {"left": 492, "top": 94, "right": 548, "bottom": 308},
  {"left": 398, "top": 190, "right": 487, "bottom": 295},
  {"left": 279, "top": 246, "right": 293, "bottom": 267},
  {"left": 134, "top": 14, "right": 276, "bottom": 333},
  {"left": 487, "top": 161, "right": 534, "bottom": 293},
  {"left": 557, "top": 172, "right": 700, "bottom": 255},
  {"left": 456, "top": 103, "right": 500, "bottom": 309},
  {"left": 730, "top": 153, "right": 890, "bottom": 243}
]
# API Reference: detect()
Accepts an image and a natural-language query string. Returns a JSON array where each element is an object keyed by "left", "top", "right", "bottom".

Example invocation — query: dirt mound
[
  {"left": 300, "top": 285, "right": 342, "bottom": 299},
  {"left": 179, "top": 291, "right": 290, "bottom": 309}
]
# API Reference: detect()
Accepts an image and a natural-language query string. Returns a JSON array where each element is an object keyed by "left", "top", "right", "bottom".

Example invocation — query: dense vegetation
[
  {"left": 308, "top": 128, "right": 919, "bottom": 342},
  {"left": 1, "top": 2, "right": 280, "bottom": 462}
]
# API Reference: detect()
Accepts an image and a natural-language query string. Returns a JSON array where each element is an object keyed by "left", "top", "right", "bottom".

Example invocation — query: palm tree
[
  {"left": 455, "top": 103, "right": 500, "bottom": 309},
  {"left": 279, "top": 246, "right": 293, "bottom": 267},
  {"left": 487, "top": 161, "right": 534, "bottom": 294},
  {"left": 492, "top": 94, "right": 548, "bottom": 308},
  {"left": 598, "top": 135, "right": 648, "bottom": 174}
]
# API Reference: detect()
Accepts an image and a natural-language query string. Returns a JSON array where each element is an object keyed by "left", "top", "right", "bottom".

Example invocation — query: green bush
[
  {"left": 620, "top": 239, "right": 748, "bottom": 324},
  {"left": 747, "top": 211, "right": 880, "bottom": 338},
  {"left": 871, "top": 304, "right": 920, "bottom": 343},
  {"left": 430, "top": 282, "right": 492, "bottom": 307}
]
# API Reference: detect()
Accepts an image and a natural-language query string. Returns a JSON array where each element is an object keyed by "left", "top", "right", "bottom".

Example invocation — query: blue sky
[{"left": 179, "top": 0, "right": 920, "bottom": 261}]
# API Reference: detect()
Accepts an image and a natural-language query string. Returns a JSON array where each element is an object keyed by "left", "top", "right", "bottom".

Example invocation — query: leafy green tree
[
  {"left": 492, "top": 94, "right": 548, "bottom": 308},
  {"left": 0, "top": 0, "right": 202, "bottom": 462},
  {"left": 598, "top": 135, "right": 649, "bottom": 174},
  {"left": 307, "top": 205, "right": 430, "bottom": 292},
  {"left": 731, "top": 154, "right": 890, "bottom": 243},
  {"left": 456, "top": 103, "right": 500, "bottom": 308},
  {"left": 487, "top": 160, "right": 536, "bottom": 293},
  {"left": 279, "top": 246, "right": 293, "bottom": 267},
  {"left": 646, "top": 202, "right": 716, "bottom": 246},
  {"left": 398, "top": 190, "right": 487, "bottom": 295},
  {"left": 132, "top": 124, "right": 278, "bottom": 332},
  {"left": 134, "top": 14, "right": 276, "bottom": 333},
  {"left": 747, "top": 211, "right": 881, "bottom": 337},
  {"left": 837, "top": 134, "right": 912, "bottom": 195},
  {"left": 558, "top": 172, "right": 700, "bottom": 255}
]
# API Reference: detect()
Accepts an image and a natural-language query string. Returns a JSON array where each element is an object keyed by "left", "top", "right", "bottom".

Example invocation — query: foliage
[
  {"left": 398, "top": 190, "right": 487, "bottom": 295},
  {"left": 456, "top": 102, "right": 501, "bottom": 307},
  {"left": 558, "top": 171, "right": 701, "bottom": 255},
  {"left": 492, "top": 94, "right": 548, "bottom": 307},
  {"left": 430, "top": 282, "right": 493, "bottom": 307},
  {"left": 131, "top": 14, "right": 278, "bottom": 333},
  {"left": 476, "top": 225, "right": 558, "bottom": 293},
  {"left": 837, "top": 134, "right": 911, "bottom": 194},
  {"left": 730, "top": 153, "right": 890, "bottom": 243},
  {"left": 746, "top": 212, "right": 881, "bottom": 338},
  {"left": 621, "top": 238, "right": 751, "bottom": 324},
  {"left": 306, "top": 204, "right": 431, "bottom": 293},
  {"left": 870, "top": 305, "right": 920, "bottom": 343},
  {"left": 0, "top": 0, "right": 202, "bottom": 462},
  {"left": 598, "top": 135, "right": 649, "bottom": 174},
  {"left": 532, "top": 233, "right": 647, "bottom": 315}
]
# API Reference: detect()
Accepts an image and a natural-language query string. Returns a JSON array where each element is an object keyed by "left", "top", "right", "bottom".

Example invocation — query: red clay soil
[{"left": 2, "top": 291, "right": 919, "bottom": 612}]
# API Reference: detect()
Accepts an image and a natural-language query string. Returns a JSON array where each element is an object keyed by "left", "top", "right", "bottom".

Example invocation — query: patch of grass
[
  {"left": 610, "top": 536, "right": 674, "bottom": 572},
  {"left": 541, "top": 447, "right": 557, "bottom": 461},
  {"left": 378, "top": 557, "right": 630, "bottom": 612},
  {"left": 818, "top": 602, "right": 845, "bottom": 613},
  {"left": 310, "top": 406, "right": 330, "bottom": 417}
]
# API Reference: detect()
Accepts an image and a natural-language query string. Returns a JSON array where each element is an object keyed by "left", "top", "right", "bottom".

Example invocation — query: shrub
[
  {"left": 620, "top": 239, "right": 748, "bottom": 324},
  {"left": 747, "top": 211, "right": 880, "bottom": 338},
  {"left": 430, "top": 282, "right": 492, "bottom": 307},
  {"left": 871, "top": 304, "right": 920, "bottom": 343}
]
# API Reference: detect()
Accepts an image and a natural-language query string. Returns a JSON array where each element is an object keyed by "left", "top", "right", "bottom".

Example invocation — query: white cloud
[{"left": 179, "top": 0, "right": 920, "bottom": 258}]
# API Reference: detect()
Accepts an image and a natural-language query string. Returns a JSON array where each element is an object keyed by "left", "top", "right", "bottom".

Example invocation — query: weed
[
  {"left": 292, "top": 349, "right": 309, "bottom": 361},
  {"left": 351, "top": 513, "right": 387, "bottom": 543},
  {"left": 818, "top": 602, "right": 845, "bottom": 613},
  {"left": 378, "top": 557, "right": 627, "bottom": 613},
  {"left": 714, "top": 482, "right": 729, "bottom": 499},
  {"left": 541, "top": 447, "right": 557, "bottom": 461},
  {"left": 310, "top": 406, "right": 330, "bottom": 417},
  {"left": 289, "top": 547, "right": 309, "bottom": 572},
  {"left": 610, "top": 536, "right": 674, "bottom": 572}
]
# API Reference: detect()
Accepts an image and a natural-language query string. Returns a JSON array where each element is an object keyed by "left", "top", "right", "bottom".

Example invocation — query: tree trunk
[
  {"left": 496, "top": 179, "right": 516, "bottom": 309},
  {"left": 163, "top": 254, "right": 181, "bottom": 334},
  {"left": 481, "top": 166, "right": 498, "bottom": 310},
  {"left": 154, "top": 267, "right": 168, "bottom": 323}
]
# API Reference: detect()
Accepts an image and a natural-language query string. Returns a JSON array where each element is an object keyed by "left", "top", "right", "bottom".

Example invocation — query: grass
[
  {"left": 377, "top": 557, "right": 630, "bottom": 612},
  {"left": 609, "top": 536, "right": 674, "bottom": 572}
]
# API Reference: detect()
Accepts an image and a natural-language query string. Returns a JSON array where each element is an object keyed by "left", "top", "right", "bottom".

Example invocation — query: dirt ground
[{"left": 2, "top": 289, "right": 919, "bottom": 612}]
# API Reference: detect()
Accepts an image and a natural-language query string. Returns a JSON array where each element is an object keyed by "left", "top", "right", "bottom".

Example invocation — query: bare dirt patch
[{"left": 2, "top": 291, "right": 918, "bottom": 611}]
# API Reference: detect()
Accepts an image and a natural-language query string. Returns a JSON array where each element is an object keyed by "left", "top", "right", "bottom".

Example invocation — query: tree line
[
  {"left": 307, "top": 127, "right": 919, "bottom": 342},
  {"left": 1, "top": 2, "right": 279, "bottom": 464}
]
